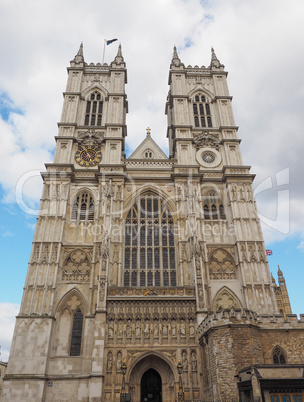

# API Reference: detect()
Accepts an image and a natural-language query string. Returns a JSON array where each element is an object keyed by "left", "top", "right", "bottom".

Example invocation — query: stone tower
[
  {"left": 272, "top": 266, "right": 292, "bottom": 318},
  {"left": 4, "top": 45, "right": 303, "bottom": 402}
]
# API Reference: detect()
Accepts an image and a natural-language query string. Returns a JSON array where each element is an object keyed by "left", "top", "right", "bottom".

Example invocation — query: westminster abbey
[{"left": 2, "top": 44, "right": 304, "bottom": 402}]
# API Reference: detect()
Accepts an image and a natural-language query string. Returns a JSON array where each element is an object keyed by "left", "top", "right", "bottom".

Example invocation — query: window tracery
[
  {"left": 193, "top": 94, "right": 212, "bottom": 128},
  {"left": 209, "top": 249, "right": 236, "bottom": 280},
  {"left": 72, "top": 192, "right": 94, "bottom": 222},
  {"left": 84, "top": 91, "right": 103, "bottom": 126},
  {"left": 272, "top": 346, "right": 287, "bottom": 365},
  {"left": 124, "top": 194, "right": 176, "bottom": 287}
]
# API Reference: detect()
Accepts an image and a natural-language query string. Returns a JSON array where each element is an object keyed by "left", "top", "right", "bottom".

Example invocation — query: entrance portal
[{"left": 141, "top": 369, "right": 162, "bottom": 402}]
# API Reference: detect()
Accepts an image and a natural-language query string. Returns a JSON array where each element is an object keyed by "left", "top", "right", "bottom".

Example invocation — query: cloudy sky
[{"left": 1, "top": 0, "right": 304, "bottom": 361}]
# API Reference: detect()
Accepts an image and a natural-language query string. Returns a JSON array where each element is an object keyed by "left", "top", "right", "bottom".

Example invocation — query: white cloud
[
  {"left": 0, "top": 0, "right": 302, "bottom": 241},
  {"left": 0, "top": 303, "right": 19, "bottom": 362},
  {"left": 0, "top": 1, "right": 303, "bottom": 280}
]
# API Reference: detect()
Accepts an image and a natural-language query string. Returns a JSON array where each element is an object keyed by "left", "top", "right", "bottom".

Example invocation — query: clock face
[{"left": 75, "top": 145, "right": 102, "bottom": 167}]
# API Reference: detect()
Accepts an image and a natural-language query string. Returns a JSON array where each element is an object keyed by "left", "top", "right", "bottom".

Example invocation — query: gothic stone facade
[{"left": 3, "top": 45, "right": 304, "bottom": 402}]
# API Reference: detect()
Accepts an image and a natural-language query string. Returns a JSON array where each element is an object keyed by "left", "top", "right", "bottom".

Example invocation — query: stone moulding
[{"left": 198, "top": 308, "right": 304, "bottom": 338}]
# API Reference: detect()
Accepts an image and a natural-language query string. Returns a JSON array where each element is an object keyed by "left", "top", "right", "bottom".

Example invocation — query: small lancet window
[
  {"left": 72, "top": 193, "right": 95, "bottom": 222},
  {"left": 70, "top": 309, "right": 83, "bottom": 356},
  {"left": 84, "top": 91, "right": 103, "bottom": 126},
  {"left": 193, "top": 94, "right": 212, "bottom": 128},
  {"left": 273, "top": 346, "right": 286, "bottom": 365}
]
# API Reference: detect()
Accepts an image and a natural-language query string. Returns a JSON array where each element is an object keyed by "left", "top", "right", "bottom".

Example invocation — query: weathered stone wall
[{"left": 199, "top": 310, "right": 304, "bottom": 400}]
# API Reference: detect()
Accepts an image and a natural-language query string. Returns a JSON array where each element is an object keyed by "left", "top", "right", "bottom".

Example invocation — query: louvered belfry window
[
  {"left": 193, "top": 94, "right": 212, "bottom": 128},
  {"left": 124, "top": 194, "right": 176, "bottom": 287},
  {"left": 71, "top": 193, "right": 94, "bottom": 221},
  {"left": 203, "top": 191, "right": 226, "bottom": 220},
  {"left": 84, "top": 91, "right": 103, "bottom": 126}
]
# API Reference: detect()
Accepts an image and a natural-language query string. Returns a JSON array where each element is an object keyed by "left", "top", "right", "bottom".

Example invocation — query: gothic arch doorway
[
  {"left": 128, "top": 353, "right": 177, "bottom": 402},
  {"left": 141, "top": 368, "right": 162, "bottom": 402}
]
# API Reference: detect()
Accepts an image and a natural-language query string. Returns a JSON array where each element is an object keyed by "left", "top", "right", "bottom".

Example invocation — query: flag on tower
[
  {"left": 106, "top": 38, "right": 118, "bottom": 45},
  {"left": 266, "top": 249, "right": 273, "bottom": 256}
]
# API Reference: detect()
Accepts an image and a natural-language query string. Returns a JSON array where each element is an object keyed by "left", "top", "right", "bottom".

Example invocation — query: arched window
[
  {"left": 84, "top": 91, "right": 103, "bottom": 126},
  {"left": 124, "top": 194, "right": 176, "bottom": 287},
  {"left": 70, "top": 309, "right": 83, "bottom": 356},
  {"left": 273, "top": 346, "right": 286, "bottom": 365},
  {"left": 193, "top": 94, "right": 212, "bottom": 128},
  {"left": 203, "top": 191, "right": 226, "bottom": 220},
  {"left": 72, "top": 192, "right": 94, "bottom": 222}
]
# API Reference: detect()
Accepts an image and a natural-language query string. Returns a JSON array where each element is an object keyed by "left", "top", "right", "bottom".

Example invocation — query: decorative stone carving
[
  {"left": 77, "top": 129, "right": 104, "bottom": 145},
  {"left": 108, "top": 322, "right": 114, "bottom": 338},
  {"left": 62, "top": 249, "right": 91, "bottom": 282},
  {"left": 182, "top": 350, "right": 188, "bottom": 371},
  {"left": 116, "top": 351, "right": 122, "bottom": 372},
  {"left": 213, "top": 287, "right": 242, "bottom": 311},
  {"left": 209, "top": 249, "right": 236, "bottom": 280},
  {"left": 107, "top": 351, "right": 113, "bottom": 372},
  {"left": 193, "top": 131, "right": 220, "bottom": 149},
  {"left": 191, "top": 350, "right": 197, "bottom": 371}
]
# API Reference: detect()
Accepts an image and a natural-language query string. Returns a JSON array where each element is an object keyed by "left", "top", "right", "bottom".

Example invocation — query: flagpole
[{"left": 102, "top": 39, "right": 106, "bottom": 64}]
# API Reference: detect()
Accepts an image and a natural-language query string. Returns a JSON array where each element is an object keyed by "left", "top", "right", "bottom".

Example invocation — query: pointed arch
[
  {"left": 188, "top": 87, "right": 214, "bottom": 100},
  {"left": 190, "top": 90, "right": 213, "bottom": 128},
  {"left": 212, "top": 286, "right": 242, "bottom": 312},
  {"left": 202, "top": 188, "right": 226, "bottom": 221},
  {"left": 272, "top": 345, "right": 287, "bottom": 364},
  {"left": 71, "top": 190, "right": 95, "bottom": 222},
  {"left": 82, "top": 84, "right": 108, "bottom": 99},
  {"left": 209, "top": 248, "right": 236, "bottom": 280},
  {"left": 56, "top": 287, "right": 88, "bottom": 315},
  {"left": 123, "top": 184, "right": 176, "bottom": 217},
  {"left": 123, "top": 190, "right": 177, "bottom": 287}
]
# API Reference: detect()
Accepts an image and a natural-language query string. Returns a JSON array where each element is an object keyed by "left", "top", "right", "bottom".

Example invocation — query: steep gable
[{"left": 128, "top": 133, "right": 168, "bottom": 160}]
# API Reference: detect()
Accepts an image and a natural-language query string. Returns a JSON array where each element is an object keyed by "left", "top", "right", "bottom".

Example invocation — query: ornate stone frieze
[
  {"left": 76, "top": 128, "right": 104, "bottom": 145},
  {"left": 193, "top": 131, "right": 220, "bottom": 150},
  {"left": 108, "top": 286, "right": 195, "bottom": 297}
]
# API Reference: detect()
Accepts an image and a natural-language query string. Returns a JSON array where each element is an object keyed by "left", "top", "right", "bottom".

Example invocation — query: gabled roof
[{"left": 128, "top": 133, "right": 168, "bottom": 160}]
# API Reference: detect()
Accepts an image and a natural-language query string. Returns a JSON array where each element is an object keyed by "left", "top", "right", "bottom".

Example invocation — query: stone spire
[
  {"left": 71, "top": 42, "right": 84, "bottom": 65},
  {"left": 210, "top": 47, "right": 224, "bottom": 69},
  {"left": 112, "top": 43, "right": 125, "bottom": 65},
  {"left": 171, "top": 45, "right": 182, "bottom": 67}
]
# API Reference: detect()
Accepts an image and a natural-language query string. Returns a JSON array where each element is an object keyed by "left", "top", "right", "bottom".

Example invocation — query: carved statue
[
  {"left": 182, "top": 350, "right": 188, "bottom": 372},
  {"left": 162, "top": 320, "right": 168, "bottom": 337},
  {"left": 107, "top": 351, "right": 113, "bottom": 372},
  {"left": 153, "top": 322, "right": 159, "bottom": 337},
  {"left": 126, "top": 319, "right": 132, "bottom": 338},
  {"left": 108, "top": 322, "right": 114, "bottom": 338},
  {"left": 118, "top": 321, "right": 123, "bottom": 337},
  {"left": 135, "top": 321, "right": 141, "bottom": 338},
  {"left": 180, "top": 321, "right": 186, "bottom": 337},
  {"left": 144, "top": 320, "right": 150, "bottom": 338},
  {"left": 191, "top": 350, "right": 197, "bottom": 371},
  {"left": 116, "top": 351, "right": 122, "bottom": 372}
]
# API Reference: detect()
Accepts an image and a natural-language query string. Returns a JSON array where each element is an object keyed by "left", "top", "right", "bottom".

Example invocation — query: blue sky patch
[{"left": 0, "top": 92, "right": 24, "bottom": 122}]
